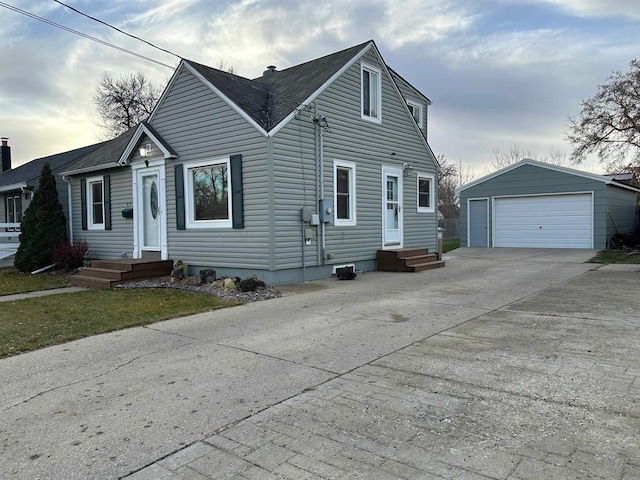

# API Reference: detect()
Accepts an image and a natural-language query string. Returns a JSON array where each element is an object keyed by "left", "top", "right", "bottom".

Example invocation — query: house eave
[
  {"left": 59, "top": 162, "right": 124, "bottom": 177},
  {"left": 0, "top": 181, "right": 27, "bottom": 193}
]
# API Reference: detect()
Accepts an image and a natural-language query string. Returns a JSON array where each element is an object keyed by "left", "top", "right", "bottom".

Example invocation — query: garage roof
[{"left": 458, "top": 158, "right": 640, "bottom": 194}]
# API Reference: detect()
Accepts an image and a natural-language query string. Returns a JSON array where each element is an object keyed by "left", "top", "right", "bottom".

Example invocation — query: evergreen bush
[{"left": 14, "top": 163, "right": 68, "bottom": 272}]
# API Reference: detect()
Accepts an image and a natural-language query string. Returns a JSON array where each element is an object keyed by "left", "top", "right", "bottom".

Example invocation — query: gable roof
[
  {"left": 117, "top": 122, "right": 177, "bottom": 165},
  {"left": 459, "top": 158, "right": 640, "bottom": 193},
  {"left": 0, "top": 142, "right": 106, "bottom": 192},
  {"left": 180, "top": 41, "right": 372, "bottom": 135}
]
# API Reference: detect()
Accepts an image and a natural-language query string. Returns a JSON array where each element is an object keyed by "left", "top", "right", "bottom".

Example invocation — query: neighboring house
[
  {"left": 0, "top": 138, "right": 105, "bottom": 265},
  {"left": 459, "top": 159, "right": 640, "bottom": 249},
  {"left": 60, "top": 40, "right": 440, "bottom": 284}
]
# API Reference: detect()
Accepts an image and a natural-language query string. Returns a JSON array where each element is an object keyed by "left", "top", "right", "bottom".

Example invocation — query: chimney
[
  {"left": 263, "top": 65, "right": 277, "bottom": 77},
  {"left": 1, "top": 137, "right": 10, "bottom": 173}
]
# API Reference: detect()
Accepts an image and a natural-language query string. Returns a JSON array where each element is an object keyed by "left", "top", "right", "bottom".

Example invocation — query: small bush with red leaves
[{"left": 52, "top": 240, "right": 89, "bottom": 272}]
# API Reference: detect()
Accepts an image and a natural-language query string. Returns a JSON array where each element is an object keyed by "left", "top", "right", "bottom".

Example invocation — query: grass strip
[
  {"left": 0, "top": 268, "right": 69, "bottom": 296},
  {"left": 589, "top": 249, "right": 640, "bottom": 264},
  {"left": 0, "top": 288, "right": 237, "bottom": 358},
  {"left": 442, "top": 239, "right": 460, "bottom": 253}
]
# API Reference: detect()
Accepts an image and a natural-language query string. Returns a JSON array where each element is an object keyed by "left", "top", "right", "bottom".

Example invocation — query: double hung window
[
  {"left": 361, "top": 62, "right": 382, "bottom": 123},
  {"left": 334, "top": 160, "right": 356, "bottom": 226}
]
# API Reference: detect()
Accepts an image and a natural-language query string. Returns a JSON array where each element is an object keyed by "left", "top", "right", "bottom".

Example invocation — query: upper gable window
[
  {"left": 361, "top": 62, "right": 382, "bottom": 123},
  {"left": 406, "top": 99, "right": 423, "bottom": 128}
]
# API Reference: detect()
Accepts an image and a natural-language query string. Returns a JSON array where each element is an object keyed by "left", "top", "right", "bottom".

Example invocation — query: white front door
[
  {"left": 141, "top": 171, "right": 160, "bottom": 251},
  {"left": 135, "top": 166, "right": 167, "bottom": 259},
  {"left": 382, "top": 167, "right": 403, "bottom": 248}
]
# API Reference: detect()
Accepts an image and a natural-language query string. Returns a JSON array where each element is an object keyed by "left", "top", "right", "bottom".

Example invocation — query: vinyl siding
[
  {"left": 271, "top": 49, "right": 438, "bottom": 269},
  {"left": 604, "top": 185, "right": 639, "bottom": 240},
  {"left": 70, "top": 167, "right": 133, "bottom": 258},
  {"left": 151, "top": 66, "right": 271, "bottom": 270},
  {"left": 460, "top": 163, "right": 638, "bottom": 249}
]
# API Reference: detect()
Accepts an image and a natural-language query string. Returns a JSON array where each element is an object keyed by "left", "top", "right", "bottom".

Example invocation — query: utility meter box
[{"left": 319, "top": 199, "right": 334, "bottom": 223}]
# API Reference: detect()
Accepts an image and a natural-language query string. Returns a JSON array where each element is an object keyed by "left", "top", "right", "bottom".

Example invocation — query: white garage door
[{"left": 494, "top": 194, "right": 593, "bottom": 248}]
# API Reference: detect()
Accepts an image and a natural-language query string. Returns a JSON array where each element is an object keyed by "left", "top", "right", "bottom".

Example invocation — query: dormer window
[
  {"left": 361, "top": 62, "right": 382, "bottom": 123},
  {"left": 406, "top": 99, "right": 423, "bottom": 128}
]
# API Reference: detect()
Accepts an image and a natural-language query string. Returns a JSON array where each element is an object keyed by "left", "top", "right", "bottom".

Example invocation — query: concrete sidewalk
[{"left": 2, "top": 248, "right": 638, "bottom": 479}]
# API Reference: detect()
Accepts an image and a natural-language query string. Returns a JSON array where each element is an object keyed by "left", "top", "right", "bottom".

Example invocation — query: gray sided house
[
  {"left": 61, "top": 40, "right": 439, "bottom": 284},
  {"left": 0, "top": 139, "right": 105, "bottom": 265},
  {"left": 459, "top": 159, "right": 640, "bottom": 250}
]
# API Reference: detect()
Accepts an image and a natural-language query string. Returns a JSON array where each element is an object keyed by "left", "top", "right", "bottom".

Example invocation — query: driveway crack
[{"left": 1, "top": 352, "right": 155, "bottom": 412}]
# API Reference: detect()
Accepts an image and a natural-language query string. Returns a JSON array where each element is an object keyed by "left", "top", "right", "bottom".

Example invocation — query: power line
[
  {"left": 0, "top": 2, "right": 175, "bottom": 69},
  {"left": 51, "top": 0, "right": 181, "bottom": 60}
]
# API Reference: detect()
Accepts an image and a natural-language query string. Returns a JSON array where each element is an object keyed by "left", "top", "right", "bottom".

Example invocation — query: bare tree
[
  {"left": 437, "top": 155, "right": 474, "bottom": 219},
  {"left": 94, "top": 72, "right": 161, "bottom": 138},
  {"left": 567, "top": 59, "right": 640, "bottom": 171},
  {"left": 215, "top": 60, "right": 236, "bottom": 74},
  {"left": 489, "top": 143, "right": 571, "bottom": 171}
]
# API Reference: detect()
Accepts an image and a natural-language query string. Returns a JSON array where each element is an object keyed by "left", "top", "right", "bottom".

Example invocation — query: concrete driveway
[{"left": 1, "top": 248, "right": 639, "bottom": 479}]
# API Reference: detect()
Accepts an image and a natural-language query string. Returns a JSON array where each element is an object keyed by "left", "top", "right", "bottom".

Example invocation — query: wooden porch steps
[
  {"left": 70, "top": 259, "right": 173, "bottom": 289},
  {"left": 377, "top": 247, "right": 445, "bottom": 272}
]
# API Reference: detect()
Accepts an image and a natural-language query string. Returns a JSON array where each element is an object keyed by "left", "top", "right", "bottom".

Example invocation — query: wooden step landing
[
  {"left": 377, "top": 247, "right": 445, "bottom": 273},
  {"left": 70, "top": 259, "right": 173, "bottom": 289}
]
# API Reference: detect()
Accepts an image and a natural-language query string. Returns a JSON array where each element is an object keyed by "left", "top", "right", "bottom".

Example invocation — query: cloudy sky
[{"left": 1, "top": 0, "right": 639, "bottom": 176}]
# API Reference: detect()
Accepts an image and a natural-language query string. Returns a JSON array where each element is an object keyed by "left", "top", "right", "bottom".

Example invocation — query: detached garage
[{"left": 459, "top": 159, "right": 640, "bottom": 250}]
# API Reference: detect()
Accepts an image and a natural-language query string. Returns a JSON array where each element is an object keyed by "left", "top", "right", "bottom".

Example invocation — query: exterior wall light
[
  {"left": 403, "top": 162, "right": 415, "bottom": 176},
  {"left": 139, "top": 144, "right": 152, "bottom": 157}
]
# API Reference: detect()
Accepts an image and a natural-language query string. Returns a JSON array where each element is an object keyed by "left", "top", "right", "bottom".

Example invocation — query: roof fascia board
[
  {"left": 267, "top": 43, "right": 374, "bottom": 137},
  {"left": 0, "top": 182, "right": 27, "bottom": 193},
  {"left": 458, "top": 158, "right": 640, "bottom": 193},
  {"left": 59, "top": 163, "right": 123, "bottom": 177},
  {"left": 117, "top": 123, "right": 177, "bottom": 166},
  {"left": 182, "top": 62, "right": 269, "bottom": 137}
]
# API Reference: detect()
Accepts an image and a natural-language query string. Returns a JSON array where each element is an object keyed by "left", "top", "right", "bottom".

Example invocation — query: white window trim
[
  {"left": 417, "top": 173, "right": 435, "bottom": 213},
  {"left": 361, "top": 62, "right": 382, "bottom": 124},
  {"left": 86, "top": 175, "right": 105, "bottom": 230},
  {"left": 333, "top": 160, "right": 357, "bottom": 226},
  {"left": 184, "top": 157, "right": 233, "bottom": 229},
  {"left": 5, "top": 194, "right": 21, "bottom": 229},
  {"left": 406, "top": 98, "right": 423, "bottom": 128}
]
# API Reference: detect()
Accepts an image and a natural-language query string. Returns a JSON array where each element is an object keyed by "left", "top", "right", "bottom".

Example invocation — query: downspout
[
  {"left": 318, "top": 114, "right": 326, "bottom": 262},
  {"left": 61, "top": 175, "right": 73, "bottom": 243}
]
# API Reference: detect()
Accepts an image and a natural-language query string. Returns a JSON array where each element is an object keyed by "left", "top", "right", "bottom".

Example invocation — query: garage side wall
[
  {"left": 460, "top": 164, "right": 609, "bottom": 249},
  {"left": 604, "top": 186, "right": 639, "bottom": 242}
]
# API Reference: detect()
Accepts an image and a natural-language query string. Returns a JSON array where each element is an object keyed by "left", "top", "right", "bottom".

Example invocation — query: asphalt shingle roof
[
  {"left": 0, "top": 142, "right": 106, "bottom": 189},
  {"left": 64, "top": 127, "right": 137, "bottom": 173},
  {"left": 185, "top": 41, "right": 371, "bottom": 131}
]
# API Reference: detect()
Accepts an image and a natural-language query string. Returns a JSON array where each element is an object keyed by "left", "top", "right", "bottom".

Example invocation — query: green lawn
[
  {"left": 589, "top": 249, "right": 640, "bottom": 264},
  {"left": 442, "top": 239, "right": 460, "bottom": 253},
  {"left": 0, "top": 267, "right": 70, "bottom": 296},
  {"left": 0, "top": 288, "right": 237, "bottom": 358}
]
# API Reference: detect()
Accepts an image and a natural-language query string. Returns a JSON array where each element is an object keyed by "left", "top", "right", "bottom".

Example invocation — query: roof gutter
[
  {"left": 0, "top": 181, "right": 27, "bottom": 193},
  {"left": 59, "top": 162, "right": 124, "bottom": 177}
]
